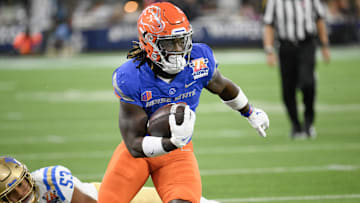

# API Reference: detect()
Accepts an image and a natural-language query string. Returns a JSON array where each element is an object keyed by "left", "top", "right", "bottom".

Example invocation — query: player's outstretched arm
[
  {"left": 119, "top": 101, "right": 178, "bottom": 157},
  {"left": 205, "top": 69, "right": 269, "bottom": 137}
]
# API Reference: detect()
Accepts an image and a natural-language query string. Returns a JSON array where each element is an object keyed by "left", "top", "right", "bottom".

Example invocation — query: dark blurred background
[{"left": 1, "top": 0, "right": 359, "bottom": 56}]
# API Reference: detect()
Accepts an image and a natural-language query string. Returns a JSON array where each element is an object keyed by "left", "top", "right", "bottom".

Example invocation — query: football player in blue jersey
[{"left": 99, "top": 2, "right": 270, "bottom": 203}]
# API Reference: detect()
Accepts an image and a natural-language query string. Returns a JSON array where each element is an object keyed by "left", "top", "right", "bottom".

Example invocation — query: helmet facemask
[
  {"left": 146, "top": 29, "right": 193, "bottom": 75},
  {"left": 2, "top": 176, "right": 37, "bottom": 203},
  {"left": 0, "top": 158, "right": 38, "bottom": 203}
]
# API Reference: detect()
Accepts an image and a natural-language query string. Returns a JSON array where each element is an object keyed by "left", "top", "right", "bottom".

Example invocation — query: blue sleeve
[{"left": 112, "top": 61, "right": 142, "bottom": 106}]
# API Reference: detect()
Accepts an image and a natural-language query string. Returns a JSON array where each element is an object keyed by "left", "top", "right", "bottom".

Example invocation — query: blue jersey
[{"left": 112, "top": 43, "right": 217, "bottom": 116}]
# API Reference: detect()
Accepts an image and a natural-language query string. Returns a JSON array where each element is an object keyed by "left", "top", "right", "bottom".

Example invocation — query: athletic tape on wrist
[
  {"left": 241, "top": 105, "right": 253, "bottom": 117},
  {"left": 222, "top": 87, "right": 248, "bottom": 110},
  {"left": 142, "top": 136, "right": 168, "bottom": 157}
]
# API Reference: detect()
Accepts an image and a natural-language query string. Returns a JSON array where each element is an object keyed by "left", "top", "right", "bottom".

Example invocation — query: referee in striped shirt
[{"left": 263, "top": 0, "right": 330, "bottom": 139}]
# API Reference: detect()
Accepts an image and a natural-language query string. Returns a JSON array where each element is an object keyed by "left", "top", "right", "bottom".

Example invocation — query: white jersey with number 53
[{"left": 31, "top": 165, "right": 98, "bottom": 203}]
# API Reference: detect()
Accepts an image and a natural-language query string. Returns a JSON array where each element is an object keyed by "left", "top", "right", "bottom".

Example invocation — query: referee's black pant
[{"left": 278, "top": 38, "right": 316, "bottom": 132}]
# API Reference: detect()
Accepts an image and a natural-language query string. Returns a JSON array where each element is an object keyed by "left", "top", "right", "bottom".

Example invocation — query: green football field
[{"left": 1, "top": 46, "right": 359, "bottom": 202}]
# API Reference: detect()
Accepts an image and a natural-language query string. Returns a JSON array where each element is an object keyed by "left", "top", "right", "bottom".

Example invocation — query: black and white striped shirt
[{"left": 263, "top": 0, "right": 325, "bottom": 42}]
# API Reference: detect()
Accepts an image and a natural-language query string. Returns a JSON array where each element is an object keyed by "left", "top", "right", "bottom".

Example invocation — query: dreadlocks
[{"left": 127, "top": 41, "right": 149, "bottom": 69}]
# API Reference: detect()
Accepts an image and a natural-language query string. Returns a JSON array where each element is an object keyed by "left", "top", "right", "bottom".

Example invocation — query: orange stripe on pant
[{"left": 98, "top": 141, "right": 202, "bottom": 203}]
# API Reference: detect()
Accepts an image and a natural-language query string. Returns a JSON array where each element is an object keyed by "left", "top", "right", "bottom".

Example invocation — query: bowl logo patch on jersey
[
  {"left": 190, "top": 57, "right": 209, "bottom": 80},
  {"left": 42, "top": 190, "right": 60, "bottom": 203},
  {"left": 141, "top": 91, "right": 153, "bottom": 101}
]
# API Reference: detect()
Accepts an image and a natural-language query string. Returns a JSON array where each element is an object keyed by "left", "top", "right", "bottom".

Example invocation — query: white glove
[
  {"left": 169, "top": 104, "right": 196, "bottom": 148},
  {"left": 247, "top": 108, "right": 269, "bottom": 137}
]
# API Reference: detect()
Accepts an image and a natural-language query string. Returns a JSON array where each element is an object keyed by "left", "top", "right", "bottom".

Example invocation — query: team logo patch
[
  {"left": 139, "top": 6, "right": 165, "bottom": 34},
  {"left": 190, "top": 57, "right": 209, "bottom": 80},
  {"left": 169, "top": 88, "right": 176, "bottom": 95},
  {"left": 42, "top": 190, "right": 60, "bottom": 203},
  {"left": 141, "top": 91, "right": 152, "bottom": 101}
]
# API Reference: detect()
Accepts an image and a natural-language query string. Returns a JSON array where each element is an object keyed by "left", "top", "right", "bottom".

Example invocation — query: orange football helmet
[{"left": 137, "top": 2, "right": 193, "bottom": 74}]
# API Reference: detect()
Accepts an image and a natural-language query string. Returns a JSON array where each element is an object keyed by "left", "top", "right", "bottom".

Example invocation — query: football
[{"left": 147, "top": 103, "right": 185, "bottom": 138}]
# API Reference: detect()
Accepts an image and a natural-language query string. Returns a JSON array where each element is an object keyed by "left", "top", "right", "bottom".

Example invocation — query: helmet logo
[
  {"left": 169, "top": 88, "right": 176, "bottom": 95},
  {"left": 7, "top": 179, "right": 17, "bottom": 187},
  {"left": 139, "top": 6, "right": 165, "bottom": 33},
  {"left": 4, "top": 157, "right": 20, "bottom": 165},
  {"left": 172, "top": 28, "right": 186, "bottom": 35}
]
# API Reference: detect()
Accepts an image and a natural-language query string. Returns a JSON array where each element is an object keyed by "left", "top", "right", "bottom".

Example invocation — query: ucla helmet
[{"left": 0, "top": 157, "right": 38, "bottom": 203}]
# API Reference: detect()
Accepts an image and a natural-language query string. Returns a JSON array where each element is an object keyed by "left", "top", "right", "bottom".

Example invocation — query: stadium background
[{"left": 1, "top": 0, "right": 360, "bottom": 202}]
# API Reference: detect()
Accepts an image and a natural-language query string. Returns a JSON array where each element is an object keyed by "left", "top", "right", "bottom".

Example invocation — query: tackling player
[
  {"left": 0, "top": 157, "right": 217, "bottom": 203},
  {"left": 99, "top": 2, "right": 270, "bottom": 203},
  {"left": 0, "top": 156, "right": 97, "bottom": 203}
]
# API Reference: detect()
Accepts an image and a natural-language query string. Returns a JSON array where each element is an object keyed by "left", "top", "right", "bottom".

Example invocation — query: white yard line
[
  {"left": 196, "top": 102, "right": 360, "bottom": 114},
  {"left": 0, "top": 47, "right": 358, "bottom": 70},
  {"left": 0, "top": 134, "right": 121, "bottom": 145},
  {"left": 195, "top": 143, "right": 360, "bottom": 155},
  {"left": 8, "top": 90, "right": 360, "bottom": 112},
  {"left": 14, "top": 90, "right": 116, "bottom": 103},
  {"left": 70, "top": 164, "right": 360, "bottom": 180},
  {"left": 1, "top": 124, "right": 359, "bottom": 145},
  {"left": 200, "top": 165, "right": 360, "bottom": 176},
  {"left": 216, "top": 194, "right": 360, "bottom": 202},
  {"left": 0, "top": 81, "right": 16, "bottom": 91},
  {"left": 4, "top": 143, "right": 360, "bottom": 160},
  {"left": 0, "top": 55, "right": 127, "bottom": 70}
]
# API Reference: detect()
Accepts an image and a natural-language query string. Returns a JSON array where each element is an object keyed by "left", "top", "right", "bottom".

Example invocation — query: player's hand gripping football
[
  {"left": 169, "top": 104, "right": 196, "bottom": 148},
  {"left": 247, "top": 108, "right": 269, "bottom": 137}
]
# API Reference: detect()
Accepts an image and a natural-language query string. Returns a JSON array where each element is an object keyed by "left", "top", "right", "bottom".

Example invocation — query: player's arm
[
  {"left": 119, "top": 101, "right": 177, "bottom": 158},
  {"left": 71, "top": 187, "right": 97, "bottom": 203},
  {"left": 205, "top": 69, "right": 250, "bottom": 114},
  {"left": 206, "top": 69, "right": 269, "bottom": 137}
]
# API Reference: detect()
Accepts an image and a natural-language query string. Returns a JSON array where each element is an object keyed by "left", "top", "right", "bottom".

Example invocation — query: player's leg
[
  {"left": 279, "top": 42, "right": 302, "bottom": 137},
  {"left": 94, "top": 175, "right": 217, "bottom": 202},
  {"left": 98, "top": 142, "right": 150, "bottom": 203},
  {"left": 298, "top": 40, "right": 317, "bottom": 137},
  {"left": 151, "top": 141, "right": 202, "bottom": 203},
  {"left": 93, "top": 183, "right": 163, "bottom": 203}
]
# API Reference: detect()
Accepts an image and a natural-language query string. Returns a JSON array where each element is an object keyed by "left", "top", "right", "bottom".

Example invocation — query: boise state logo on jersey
[
  {"left": 190, "top": 57, "right": 209, "bottom": 80},
  {"left": 169, "top": 88, "right": 176, "bottom": 95},
  {"left": 141, "top": 91, "right": 152, "bottom": 101}
]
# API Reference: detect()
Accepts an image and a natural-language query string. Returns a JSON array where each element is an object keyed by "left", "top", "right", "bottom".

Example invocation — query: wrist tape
[
  {"left": 241, "top": 105, "right": 253, "bottom": 117},
  {"left": 222, "top": 87, "right": 248, "bottom": 110},
  {"left": 142, "top": 136, "right": 167, "bottom": 157}
]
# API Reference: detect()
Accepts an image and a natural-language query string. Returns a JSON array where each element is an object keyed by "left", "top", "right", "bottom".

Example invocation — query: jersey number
[{"left": 59, "top": 171, "right": 74, "bottom": 189}]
